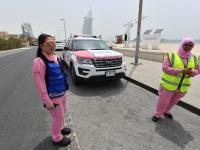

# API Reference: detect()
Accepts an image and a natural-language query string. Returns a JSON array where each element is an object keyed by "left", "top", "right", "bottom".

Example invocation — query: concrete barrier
[{"left": 113, "top": 47, "right": 200, "bottom": 63}]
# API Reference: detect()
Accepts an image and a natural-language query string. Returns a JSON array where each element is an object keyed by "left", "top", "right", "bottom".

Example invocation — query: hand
[
  {"left": 182, "top": 68, "right": 193, "bottom": 75},
  {"left": 190, "top": 74, "right": 195, "bottom": 77},
  {"left": 187, "top": 68, "right": 194, "bottom": 77},
  {"left": 46, "top": 101, "right": 55, "bottom": 111},
  {"left": 189, "top": 68, "right": 195, "bottom": 77}
]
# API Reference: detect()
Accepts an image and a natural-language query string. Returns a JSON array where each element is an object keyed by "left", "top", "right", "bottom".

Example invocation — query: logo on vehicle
[{"left": 106, "top": 60, "right": 112, "bottom": 65}]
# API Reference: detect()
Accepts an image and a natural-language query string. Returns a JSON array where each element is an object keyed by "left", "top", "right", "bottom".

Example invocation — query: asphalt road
[
  {"left": 68, "top": 78, "right": 200, "bottom": 150},
  {"left": 0, "top": 48, "right": 69, "bottom": 150},
  {"left": 0, "top": 48, "right": 200, "bottom": 150}
]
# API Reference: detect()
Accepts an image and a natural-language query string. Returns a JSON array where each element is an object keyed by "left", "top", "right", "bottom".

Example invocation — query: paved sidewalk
[{"left": 124, "top": 56, "right": 200, "bottom": 109}]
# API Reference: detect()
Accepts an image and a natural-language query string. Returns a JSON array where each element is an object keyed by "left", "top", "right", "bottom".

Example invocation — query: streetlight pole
[
  {"left": 135, "top": 0, "right": 143, "bottom": 64},
  {"left": 56, "top": 30, "right": 60, "bottom": 41},
  {"left": 60, "top": 19, "right": 67, "bottom": 60},
  {"left": 60, "top": 19, "right": 67, "bottom": 41}
]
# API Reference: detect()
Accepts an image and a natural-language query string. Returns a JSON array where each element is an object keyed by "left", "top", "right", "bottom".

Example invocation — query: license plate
[{"left": 105, "top": 70, "right": 116, "bottom": 77}]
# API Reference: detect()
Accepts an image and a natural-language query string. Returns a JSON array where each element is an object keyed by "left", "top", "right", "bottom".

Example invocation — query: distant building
[
  {"left": 0, "top": 31, "right": 9, "bottom": 39},
  {"left": 141, "top": 28, "right": 164, "bottom": 49},
  {"left": 21, "top": 23, "right": 34, "bottom": 38},
  {"left": 9, "top": 34, "right": 21, "bottom": 39},
  {"left": 115, "top": 35, "right": 123, "bottom": 44},
  {"left": 82, "top": 10, "right": 94, "bottom": 35},
  {"left": 0, "top": 32, "right": 21, "bottom": 39}
]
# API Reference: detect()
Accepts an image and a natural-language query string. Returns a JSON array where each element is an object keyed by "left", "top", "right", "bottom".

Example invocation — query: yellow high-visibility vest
[{"left": 160, "top": 52, "right": 199, "bottom": 92}]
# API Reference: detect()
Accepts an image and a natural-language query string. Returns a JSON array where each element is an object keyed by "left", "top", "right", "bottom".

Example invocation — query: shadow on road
[
  {"left": 155, "top": 119, "right": 194, "bottom": 148},
  {"left": 33, "top": 137, "right": 59, "bottom": 150},
  {"left": 69, "top": 77, "right": 126, "bottom": 97}
]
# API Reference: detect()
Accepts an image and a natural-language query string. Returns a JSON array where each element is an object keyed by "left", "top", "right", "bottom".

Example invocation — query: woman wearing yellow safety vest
[{"left": 152, "top": 37, "right": 200, "bottom": 122}]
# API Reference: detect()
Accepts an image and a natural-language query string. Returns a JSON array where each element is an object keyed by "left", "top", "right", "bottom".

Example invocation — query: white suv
[{"left": 63, "top": 35, "right": 126, "bottom": 85}]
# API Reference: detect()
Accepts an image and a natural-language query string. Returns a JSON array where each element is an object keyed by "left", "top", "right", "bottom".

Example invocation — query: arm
[
  {"left": 32, "top": 58, "right": 52, "bottom": 105},
  {"left": 162, "top": 55, "right": 183, "bottom": 75},
  {"left": 191, "top": 64, "right": 200, "bottom": 77}
]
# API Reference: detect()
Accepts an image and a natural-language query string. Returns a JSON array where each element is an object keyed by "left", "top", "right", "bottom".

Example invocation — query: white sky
[{"left": 0, "top": 0, "right": 200, "bottom": 40}]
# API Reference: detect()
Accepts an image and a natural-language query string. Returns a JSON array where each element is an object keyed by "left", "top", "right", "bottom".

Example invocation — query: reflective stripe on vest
[
  {"left": 49, "top": 91, "right": 65, "bottom": 99},
  {"left": 193, "top": 55, "right": 199, "bottom": 68},
  {"left": 160, "top": 52, "right": 198, "bottom": 92}
]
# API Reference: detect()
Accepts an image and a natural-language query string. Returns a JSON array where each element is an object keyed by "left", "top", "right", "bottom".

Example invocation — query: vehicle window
[{"left": 73, "top": 40, "right": 109, "bottom": 50}]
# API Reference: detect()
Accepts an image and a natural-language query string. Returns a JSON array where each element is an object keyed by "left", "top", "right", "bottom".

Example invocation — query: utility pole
[
  {"left": 135, "top": 0, "right": 143, "bottom": 64},
  {"left": 60, "top": 19, "right": 67, "bottom": 41}
]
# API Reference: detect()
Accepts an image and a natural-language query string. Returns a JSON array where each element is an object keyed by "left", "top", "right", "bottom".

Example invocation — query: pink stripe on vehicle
[{"left": 74, "top": 51, "right": 94, "bottom": 59}]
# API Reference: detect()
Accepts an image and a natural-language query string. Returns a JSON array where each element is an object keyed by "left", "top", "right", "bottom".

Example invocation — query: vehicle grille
[{"left": 92, "top": 58, "right": 122, "bottom": 68}]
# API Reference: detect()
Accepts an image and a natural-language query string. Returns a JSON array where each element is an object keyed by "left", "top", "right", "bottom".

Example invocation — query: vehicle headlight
[{"left": 77, "top": 58, "right": 93, "bottom": 65}]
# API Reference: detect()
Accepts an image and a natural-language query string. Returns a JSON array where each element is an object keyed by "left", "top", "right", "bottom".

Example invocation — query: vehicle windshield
[{"left": 73, "top": 39, "right": 110, "bottom": 50}]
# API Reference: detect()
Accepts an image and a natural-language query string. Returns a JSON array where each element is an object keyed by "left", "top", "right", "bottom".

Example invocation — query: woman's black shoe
[
  {"left": 152, "top": 116, "right": 160, "bottom": 122},
  {"left": 61, "top": 127, "right": 71, "bottom": 135},
  {"left": 53, "top": 137, "right": 71, "bottom": 147},
  {"left": 164, "top": 113, "right": 173, "bottom": 119}
]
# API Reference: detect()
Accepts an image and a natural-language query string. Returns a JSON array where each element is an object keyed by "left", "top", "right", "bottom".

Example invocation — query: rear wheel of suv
[{"left": 70, "top": 64, "right": 80, "bottom": 85}]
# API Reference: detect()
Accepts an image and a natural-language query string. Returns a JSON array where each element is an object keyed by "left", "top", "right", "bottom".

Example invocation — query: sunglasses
[
  {"left": 43, "top": 41, "right": 55, "bottom": 47},
  {"left": 183, "top": 44, "right": 193, "bottom": 47}
]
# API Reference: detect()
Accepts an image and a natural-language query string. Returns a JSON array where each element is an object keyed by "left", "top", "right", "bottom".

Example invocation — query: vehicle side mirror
[
  {"left": 109, "top": 46, "right": 113, "bottom": 50},
  {"left": 64, "top": 47, "right": 69, "bottom": 51}
]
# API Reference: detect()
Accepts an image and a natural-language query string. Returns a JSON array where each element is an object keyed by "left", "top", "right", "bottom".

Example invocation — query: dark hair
[{"left": 36, "top": 34, "right": 52, "bottom": 57}]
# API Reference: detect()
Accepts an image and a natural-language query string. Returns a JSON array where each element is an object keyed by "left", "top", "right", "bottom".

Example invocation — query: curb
[
  {"left": 65, "top": 110, "right": 81, "bottom": 150},
  {"left": 0, "top": 47, "right": 28, "bottom": 53},
  {"left": 0, "top": 47, "right": 31, "bottom": 58},
  {"left": 123, "top": 76, "right": 200, "bottom": 116}
]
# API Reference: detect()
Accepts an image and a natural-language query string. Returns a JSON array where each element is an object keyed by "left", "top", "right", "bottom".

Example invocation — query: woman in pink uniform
[
  {"left": 152, "top": 37, "right": 200, "bottom": 122},
  {"left": 33, "top": 34, "right": 71, "bottom": 146}
]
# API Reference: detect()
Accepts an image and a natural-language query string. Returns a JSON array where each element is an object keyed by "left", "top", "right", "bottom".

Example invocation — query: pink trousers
[
  {"left": 49, "top": 94, "right": 67, "bottom": 142},
  {"left": 154, "top": 86, "right": 185, "bottom": 118}
]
